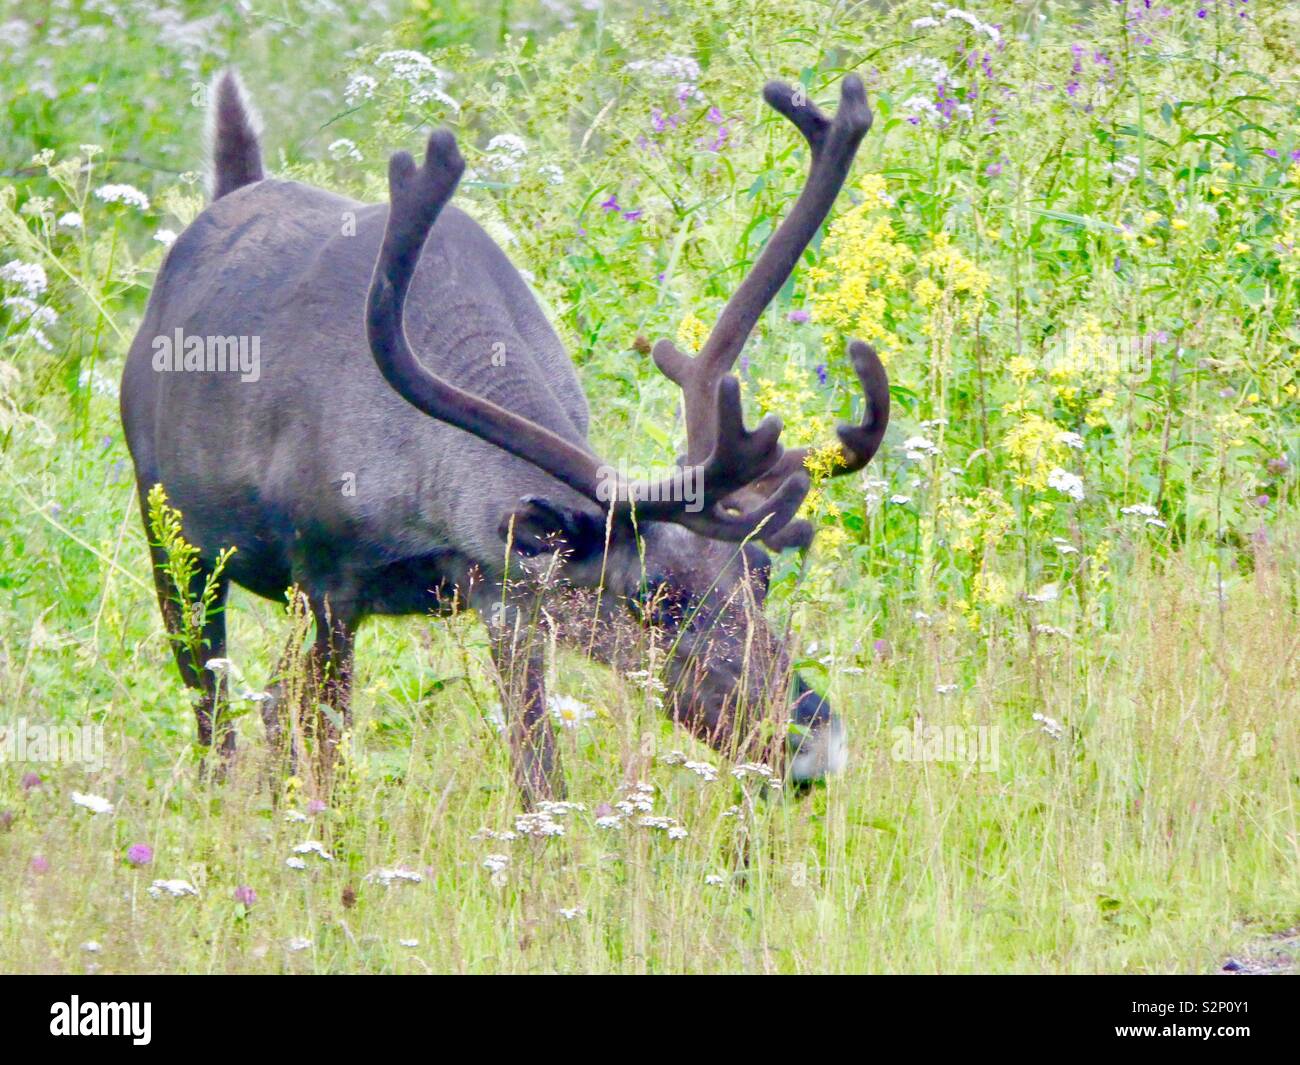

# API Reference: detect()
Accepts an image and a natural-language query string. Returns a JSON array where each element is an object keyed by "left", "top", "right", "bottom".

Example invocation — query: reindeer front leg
[{"left": 474, "top": 586, "right": 563, "bottom": 805}]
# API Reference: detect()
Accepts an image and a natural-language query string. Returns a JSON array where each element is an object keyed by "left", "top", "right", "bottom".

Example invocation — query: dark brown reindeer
[{"left": 120, "top": 70, "right": 889, "bottom": 802}]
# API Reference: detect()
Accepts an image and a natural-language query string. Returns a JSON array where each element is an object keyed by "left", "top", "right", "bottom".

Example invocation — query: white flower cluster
[
  {"left": 364, "top": 867, "right": 422, "bottom": 887},
  {"left": 148, "top": 879, "right": 198, "bottom": 899},
  {"left": 1047, "top": 467, "right": 1085, "bottom": 502},
  {"left": 1120, "top": 502, "right": 1167, "bottom": 529},
  {"left": 372, "top": 51, "right": 459, "bottom": 111},
  {"left": 93, "top": 184, "right": 150, "bottom": 211}
]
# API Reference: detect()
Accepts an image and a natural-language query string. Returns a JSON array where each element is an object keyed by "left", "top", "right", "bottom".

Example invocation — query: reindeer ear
[{"left": 499, "top": 496, "right": 606, "bottom": 560}]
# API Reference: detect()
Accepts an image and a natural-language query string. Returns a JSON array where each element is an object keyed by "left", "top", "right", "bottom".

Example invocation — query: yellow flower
[
  {"left": 807, "top": 174, "right": 912, "bottom": 356},
  {"left": 1170, "top": 217, "right": 1188, "bottom": 231},
  {"left": 676, "top": 313, "right": 709, "bottom": 354}
]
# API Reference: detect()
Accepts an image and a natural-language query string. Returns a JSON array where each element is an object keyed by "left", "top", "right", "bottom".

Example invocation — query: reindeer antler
[
  {"left": 366, "top": 129, "right": 803, "bottom": 543},
  {"left": 368, "top": 77, "right": 889, "bottom": 551},
  {"left": 647, "top": 74, "right": 891, "bottom": 550}
]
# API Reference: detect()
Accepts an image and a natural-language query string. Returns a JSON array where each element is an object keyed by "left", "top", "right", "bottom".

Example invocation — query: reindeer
[{"left": 120, "top": 70, "right": 889, "bottom": 802}]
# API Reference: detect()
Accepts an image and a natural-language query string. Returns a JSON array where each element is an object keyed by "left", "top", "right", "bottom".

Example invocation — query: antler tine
[
  {"left": 728, "top": 340, "right": 890, "bottom": 552},
  {"left": 652, "top": 74, "right": 873, "bottom": 467}
]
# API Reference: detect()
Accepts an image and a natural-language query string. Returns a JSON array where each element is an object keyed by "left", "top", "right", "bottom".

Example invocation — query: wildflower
[
  {"left": 547, "top": 694, "right": 594, "bottom": 729},
  {"left": 374, "top": 51, "right": 458, "bottom": 110},
  {"left": 147, "top": 879, "right": 199, "bottom": 899},
  {"left": 234, "top": 885, "right": 257, "bottom": 906},
  {"left": 483, "top": 134, "right": 527, "bottom": 177},
  {"left": 936, "top": 683, "right": 959, "bottom": 695},
  {"left": 704, "top": 874, "right": 726, "bottom": 886},
  {"left": 58, "top": 211, "right": 82, "bottom": 228},
  {"left": 731, "top": 762, "right": 779, "bottom": 784},
  {"left": 343, "top": 72, "right": 378, "bottom": 105},
  {"left": 93, "top": 184, "right": 150, "bottom": 211},
  {"left": 1032, "top": 713, "right": 1065, "bottom": 739},
  {"left": 470, "top": 827, "right": 518, "bottom": 842},
  {"left": 0, "top": 259, "right": 48, "bottom": 299},
  {"left": 1047, "top": 467, "right": 1085, "bottom": 502},
  {"left": 287, "top": 937, "right": 312, "bottom": 952},
  {"left": 683, "top": 760, "right": 718, "bottom": 782},
  {"left": 365, "top": 867, "right": 423, "bottom": 886},
  {"left": 327, "top": 138, "right": 362, "bottom": 163},
  {"left": 638, "top": 815, "right": 688, "bottom": 838},
  {"left": 21, "top": 772, "right": 41, "bottom": 791},
  {"left": 291, "top": 840, "right": 333, "bottom": 860},
  {"left": 595, "top": 815, "right": 625, "bottom": 829},
  {"left": 787, "top": 309, "right": 810, "bottom": 324},
  {"left": 626, "top": 54, "right": 701, "bottom": 96},
  {"left": 284, "top": 809, "right": 308, "bottom": 823},
  {"left": 902, "top": 435, "right": 939, "bottom": 460},
  {"left": 71, "top": 792, "right": 113, "bottom": 815},
  {"left": 126, "top": 844, "right": 153, "bottom": 866},
  {"left": 1055, "top": 431, "right": 1085, "bottom": 450},
  {"left": 514, "top": 812, "right": 564, "bottom": 838},
  {"left": 30, "top": 855, "right": 49, "bottom": 874},
  {"left": 537, "top": 801, "right": 585, "bottom": 818},
  {"left": 1027, "top": 583, "right": 1060, "bottom": 604},
  {"left": 153, "top": 229, "right": 177, "bottom": 246},
  {"left": 557, "top": 907, "right": 584, "bottom": 920},
  {"left": 482, "top": 854, "right": 510, "bottom": 873},
  {"left": 81, "top": 941, "right": 102, "bottom": 953},
  {"left": 285, "top": 857, "right": 307, "bottom": 870},
  {"left": 599, "top": 193, "right": 621, "bottom": 213},
  {"left": 307, "top": 799, "right": 328, "bottom": 815},
  {"left": 399, "top": 938, "right": 419, "bottom": 947}
]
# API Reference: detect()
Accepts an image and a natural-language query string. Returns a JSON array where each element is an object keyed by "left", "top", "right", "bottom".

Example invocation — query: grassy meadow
[{"left": 1, "top": 0, "right": 1297, "bottom": 973}]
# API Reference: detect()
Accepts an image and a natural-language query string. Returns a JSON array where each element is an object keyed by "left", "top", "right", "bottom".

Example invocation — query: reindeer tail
[{"left": 206, "top": 70, "right": 264, "bottom": 200}]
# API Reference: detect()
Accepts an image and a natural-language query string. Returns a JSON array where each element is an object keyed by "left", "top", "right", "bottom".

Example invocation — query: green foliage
[{"left": 144, "top": 482, "right": 234, "bottom": 674}]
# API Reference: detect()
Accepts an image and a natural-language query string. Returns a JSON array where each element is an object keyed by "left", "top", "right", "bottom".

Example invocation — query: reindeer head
[{"left": 367, "top": 76, "right": 887, "bottom": 784}]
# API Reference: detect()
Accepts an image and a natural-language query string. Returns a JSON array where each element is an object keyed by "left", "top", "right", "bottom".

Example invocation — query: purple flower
[
  {"left": 1266, "top": 456, "right": 1289, "bottom": 474},
  {"left": 787, "top": 309, "right": 810, "bottom": 324},
  {"left": 0, "top": 810, "right": 14, "bottom": 832},
  {"left": 621, "top": 208, "right": 643, "bottom": 222},
  {"left": 873, "top": 638, "right": 891, "bottom": 660},
  {"left": 307, "top": 798, "right": 327, "bottom": 815},
  {"left": 1253, "top": 494, "right": 1270, "bottom": 507},
  {"left": 233, "top": 885, "right": 257, "bottom": 906},
  {"left": 1265, "top": 148, "right": 1279, "bottom": 159},
  {"left": 706, "top": 106, "right": 724, "bottom": 124},
  {"left": 30, "top": 855, "right": 49, "bottom": 875},
  {"left": 985, "top": 162, "right": 1002, "bottom": 177},
  {"left": 126, "top": 844, "right": 153, "bottom": 866},
  {"left": 1197, "top": 8, "right": 1207, "bottom": 16},
  {"left": 599, "top": 194, "right": 621, "bottom": 213},
  {"left": 1066, "top": 80, "right": 1081, "bottom": 98},
  {"left": 814, "top": 363, "right": 828, "bottom": 386},
  {"left": 21, "top": 772, "right": 41, "bottom": 791}
]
